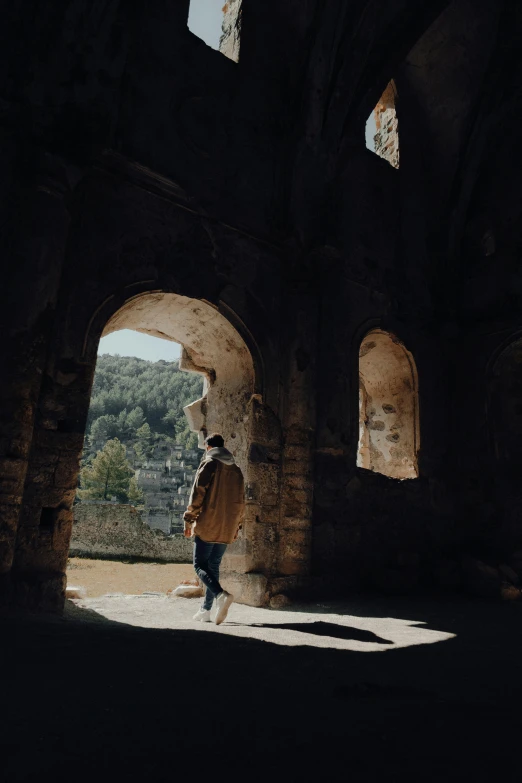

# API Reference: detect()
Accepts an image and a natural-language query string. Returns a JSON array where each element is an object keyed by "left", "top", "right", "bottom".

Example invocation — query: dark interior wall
[
  {"left": 9, "top": 160, "right": 298, "bottom": 608},
  {"left": 311, "top": 0, "right": 522, "bottom": 590},
  {"left": 0, "top": 0, "right": 319, "bottom": 608},
  {"left": 313, "top": 149, "right": 438, "bottom": 588}
]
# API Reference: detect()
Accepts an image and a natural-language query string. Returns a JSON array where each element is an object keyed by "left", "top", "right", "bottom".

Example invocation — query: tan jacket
[{"left": 183, "top": 447, "right": 245, "bottom": 544}]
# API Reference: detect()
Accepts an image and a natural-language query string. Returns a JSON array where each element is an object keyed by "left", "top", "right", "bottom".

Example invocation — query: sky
[
  {"left": 188, "top": 0, "right": 224, "bottom": 49},
  {"left": 365, "top": 112, "right": 377, "bottom": 150},
  {"left": 98, "top": 330, "right": 181, "bottom": 362}
]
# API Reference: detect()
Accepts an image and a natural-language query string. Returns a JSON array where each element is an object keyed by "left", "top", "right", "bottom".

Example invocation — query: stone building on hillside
[
  {"left": 135, "top": 446, "right": 199, "bottom": 534},
  {"left": 4, "top": 1, "right": 522, "bottom": 612}
]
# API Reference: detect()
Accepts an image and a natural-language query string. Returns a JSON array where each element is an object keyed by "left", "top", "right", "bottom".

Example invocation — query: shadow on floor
[
  {"left": 2, "top": 596, "right": 521, "bottom": 782},
  {"left": 231, "top": 620, "right": 393, "bottom": 644}
]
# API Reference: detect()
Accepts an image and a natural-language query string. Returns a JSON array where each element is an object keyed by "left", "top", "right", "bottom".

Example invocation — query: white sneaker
[
  {"left": 215, "top": 591, "right": 234, "bottom": 625},
  {"left": 193, "top": 608, "right": 212, "bottom": 622}
]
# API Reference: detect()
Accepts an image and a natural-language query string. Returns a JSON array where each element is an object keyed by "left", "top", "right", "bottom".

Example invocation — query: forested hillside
[{"left": 86, "top": 354, "right": 204, "bottom": 449}]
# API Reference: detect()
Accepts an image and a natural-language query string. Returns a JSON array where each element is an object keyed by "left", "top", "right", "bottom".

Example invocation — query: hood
[{"left": 207, "top": 447, "right": 236, "bottom": 465}]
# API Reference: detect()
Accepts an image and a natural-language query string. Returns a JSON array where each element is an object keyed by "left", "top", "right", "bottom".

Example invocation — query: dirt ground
[{"left": 66, "top": 557, "right": 194, "bottom": 597}]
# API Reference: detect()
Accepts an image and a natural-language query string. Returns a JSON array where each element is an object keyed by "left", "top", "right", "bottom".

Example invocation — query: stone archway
[
  {"left": 103, "top": 292, "right": 255, "bottom": 472},
  {"left": 13, "top": 289, "right": 286, "bottom": 609}
]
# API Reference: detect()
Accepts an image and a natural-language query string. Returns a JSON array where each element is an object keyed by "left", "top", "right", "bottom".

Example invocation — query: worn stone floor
[{"left": 2, "top": 594, "right": 522, "bottom": 781}]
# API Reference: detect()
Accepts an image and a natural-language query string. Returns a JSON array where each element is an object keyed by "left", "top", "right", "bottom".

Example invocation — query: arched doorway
[
  {"left": 102, "top": 292, "right": 255, "bottom": 470},
  {"left": 357, "top": 329, "right": 419, "bottom": 479},
  {"left": 13, "top": 289, "right": 285, "bottom": 608}
]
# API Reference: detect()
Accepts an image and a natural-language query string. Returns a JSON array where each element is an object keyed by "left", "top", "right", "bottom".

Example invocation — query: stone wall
[
  {"left": 70, "top": 504, "right": 192, "bottom": 563},
  {"left": 219, "top": 0, "right": 242, "bottom": 62},
  {"left": 4, "top": 1, "right": 522, "bottom": 612},
  {"left": 371, "top": 82, "right": 399, "bottom": 169}
]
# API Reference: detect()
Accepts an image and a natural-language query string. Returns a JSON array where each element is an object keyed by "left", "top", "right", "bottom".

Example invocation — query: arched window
[
  {"left": 357, "top": 329, "right": 419, "bottom": 479},
  {"left": 365, "top": 81, "right": 399, "bottom": 169}
]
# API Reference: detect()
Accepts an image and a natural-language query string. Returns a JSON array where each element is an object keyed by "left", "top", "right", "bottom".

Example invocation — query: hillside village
[
  {"left": 76, "top": 353, "right": 204, "bottom": 538},
  {"left": 132, "top": 442, "right": 200, "bottom": 534},
  {"left": 80, "top": 437, "right": 201, "bottom": 536}
]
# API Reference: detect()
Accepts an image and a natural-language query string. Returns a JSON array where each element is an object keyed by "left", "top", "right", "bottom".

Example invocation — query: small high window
[
  {"left": 357, "top": 329, "right": 419, "bottom": 479},
  {"left": 188, "top": 0, "right": 242, "bottom": 62},
  {"left": 365, "top": 81, "right": 399, "bottom": 169}
]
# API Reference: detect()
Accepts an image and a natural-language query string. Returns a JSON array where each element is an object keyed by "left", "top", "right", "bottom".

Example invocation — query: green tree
[
  {"left": 128, "top": 476, "right": 145, "bottom": 506},
  {"left": 135, "top": 422, "right": 154, "bottom": 460},
  {"left": 174, "top": 417, "right": 198, "bottom": 449},
  {"left": 78, "top": 438, "right": 134, "bottom": 502},
  {"left": 126, "top": 406, "right": 146, "bottom": 432},
  {"left": 116, "top": 409, "right": 129, "bottom": 437},
  {"left": 89, "top": 414, "right": 118, "bottom": 445}
]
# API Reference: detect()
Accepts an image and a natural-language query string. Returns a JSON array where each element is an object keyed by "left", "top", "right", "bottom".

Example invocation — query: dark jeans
[{"left": 193, "top": 536, "right": 227, "bottom": 611}]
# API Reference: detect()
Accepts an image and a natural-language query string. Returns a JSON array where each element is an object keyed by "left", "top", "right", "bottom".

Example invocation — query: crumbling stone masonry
[
  {"left": 369, "top": 82, "right": 400, "bottom": 169},
  {"left": 70, "top": 504, "right": 192, "bottom": 563},
  {"left": 219, "top": 0, "right": 242, "bottom": 63}
]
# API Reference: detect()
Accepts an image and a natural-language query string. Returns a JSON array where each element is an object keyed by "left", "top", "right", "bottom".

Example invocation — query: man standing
[{"left": 183, "top": 433, "right": 245, "bottom": 625}]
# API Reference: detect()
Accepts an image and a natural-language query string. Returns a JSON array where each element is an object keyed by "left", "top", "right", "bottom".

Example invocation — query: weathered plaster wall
[
  {"left": 103, "top": 292, "right": 255, "bottom": 473},
  {"left": 311, "top": 0, "right": 522, "bottom": 593},
  {"left": 70, "top": 504, "right": 192, "bottom": 562},
  {"left": 358, "top": 330, "right": 419, "bottom": 479}
]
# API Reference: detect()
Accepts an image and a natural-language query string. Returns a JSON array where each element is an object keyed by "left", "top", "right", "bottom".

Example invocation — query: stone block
[
  {"left": 53, "top": 459, "right": 81, "bottom": 488},
  {"left": 270, "top": 593, "right": 291, "bottom": 609},
  {"left": 283, "top": 502, "right": 312, "bottom": 520},
  {"left": 0, "top": 458, "right": 27, "bottom": 481},
  {"left": 245, "top": 463, "right": 280, "bottom": 505},
  {"left": 249, "top": 398, "right": 282, "bottom": 448},
  {"left": 220, "top": 571, "right": 268, "bottom": 606},
  {"left": 277, "top": 558, "right": 310, "bottom": 577},
  {"left": 222, "top": 551, "right": 254, "bottom": 573},
  {"left": 282, "top": 458, "right": 312, "bottom": 476},
  {"left": 279, "top": 516, "right": 311, "bottom": 529},
  {"left": 34, "top": 431, "right": 84, "bottom": 452},
  {"left": 66, "top": 584, "right": 87, "bottom": 599},
  {"left": 284, "top": 473, "right": 313, "bottom": 491},
  {"left": 283, "top": 443, "right": 310, "bottom": 461},
  {"left": 267, "top": 576, "right": 307, "bottom": 595},
  {"left": 282, "top": 487, "right": 313, "bottom": 506}
]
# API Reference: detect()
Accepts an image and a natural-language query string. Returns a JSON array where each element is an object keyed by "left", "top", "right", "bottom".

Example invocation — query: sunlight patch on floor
[{"left": 71, "top": 596, "right": 456, "bottom": 652}]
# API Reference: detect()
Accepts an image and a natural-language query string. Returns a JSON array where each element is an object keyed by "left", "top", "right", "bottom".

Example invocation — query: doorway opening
[
  {"left": 357, "top": 329, "right": 419, "bottom": 479},
  {"left": 69, "top": 292, "right": 255, "bottom": 598}
]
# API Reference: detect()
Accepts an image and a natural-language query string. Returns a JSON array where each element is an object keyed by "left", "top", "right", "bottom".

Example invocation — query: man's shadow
[{"left": 227, "top": 620, "right": 393, "bottom": 644}]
